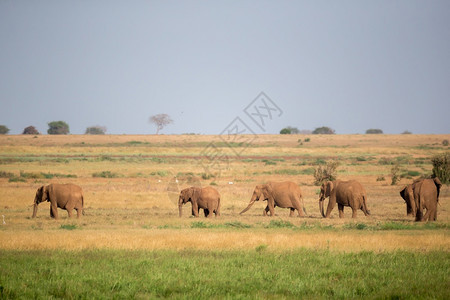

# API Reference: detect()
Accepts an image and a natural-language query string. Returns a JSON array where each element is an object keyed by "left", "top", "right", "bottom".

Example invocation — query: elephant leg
[
  {"left": 192, "top": 203, "right": 199, "bottom": 217},
  {"left": 289, "top": 208, "right": 295, "bottom": 217},
  {"left": 422, "top": 208, "right": 431, "bottom": 222},
  {"left": 263, "top": 206, "right": 270, "bottom": 216},
  {"left": 205, "top": 209, "right": 212, "bottom": 218},
  {"left": 215, "top": 206, "right": 220, "bottom": 217},
  {"left": 325, "top": 200, "right": 335, "bottom": 218},
  {"left": 50, "top": 203, "right": 59, "bottom": 219},
  {"left": 293, "top": 200, "right": 305, "bottom": 217},
  {"left": 338, "top": 203, "right": 344, "bottom": 218},
  {"left": 351, "top": 207, "right": 358, "bottom": 219},
  {"left": 267, "top": 200, "right": 275, "bottom": 217},
  {"left": 67, "top": 209, "right": 73, "bottom": 218},
  {"left": 76, "top": 208, "right": 82, "bottom": 218}
]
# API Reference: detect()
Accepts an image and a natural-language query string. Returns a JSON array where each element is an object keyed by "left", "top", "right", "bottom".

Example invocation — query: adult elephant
[
  {"left": 240, "top": 181, "right": 306, "bottom": 217},
  {"left": 319, "top": 180, "right": 370, "bottom": 218},
  {"left": 32, "top": 183, "right": 84, "bottom": 219},
  {"left": 400, "top": 178, "right": 442, "bottom": 221},
  {"left": 178, "top": 186, "right": 221, "bottom": 218}
]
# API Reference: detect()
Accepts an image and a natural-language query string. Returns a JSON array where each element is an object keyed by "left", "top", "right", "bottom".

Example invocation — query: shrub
[
  {"left": 85, "top": 126, "right": 107, "bottom": 135},
  {"left": 390, "top": 163, "right": 401, "bottom": 185},
  {"left": 0, "top": 125, "right": 10, "bottom": 134},
  {"left": 280, "top": 128, "right": 291, "bottom": 134},
  {"left": 402, "top": 130, "right": 412, "bottom": 134},
  {"left": 314, "top": 161, "right": 339, "bottom": 185},
  {"left": 365, "top": 129, "right": 383, "bottom": 134},
  {"left": 47, "top": 121, "right": 69, "bottom": 135},
  {"left": 431, "top": 152, "right": 449, "bottom": 184},
  {"left": 201, "top": 173, "right": 215, "bottom": 180},
  {"left": 312, "top": 126, "right": 335, "bottom": 134},
  {"left": 22, "top": 126, "right": 39, "bottom": 135},
  {"left": 443, "top": 139, "right": 449, "bottom": 147},
  {"left": 0, "top": 171, "right": 14, "bottom": 178},
  {"left": 92, "top": 171, "right": 120, "bottom": 178}
]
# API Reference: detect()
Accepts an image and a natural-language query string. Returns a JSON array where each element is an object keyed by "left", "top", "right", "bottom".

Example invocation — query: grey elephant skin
[
  {"left": 32, "top": 183, "right": 84, "bottom": 219},
  {"left": 178, "top": 186, "right": 221, "bottom": 217},
  {"left": 400, "top": 178, "right": 442, "bottom": 221},
  {"left": 319, "top": 180, "right": 370, "bottom": 218},
  {"left": 240, "top": 181, "right": 306, "bottom": 217}
]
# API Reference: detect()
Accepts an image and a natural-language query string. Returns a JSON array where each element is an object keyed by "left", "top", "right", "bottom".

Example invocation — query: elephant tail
[
  {"left": 362, "top": 195, "right": 370, "bottom": 216},
  {"left": 415, "top": 194, "right": 423, "bottom": 222},
  {"left": 82, "top": 194, "right": 85, "bottom": 215}
]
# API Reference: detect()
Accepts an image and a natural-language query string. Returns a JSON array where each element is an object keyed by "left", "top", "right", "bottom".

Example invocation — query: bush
[
  {"left": 312, "top": 126, "right": 335, "bottom": 134},
  {"left": 391, "top": 163, "right": 401, "bottom": 185},
  {"left": 432, "top": 153, "right": 449, "bottom": 184},
  {"left": 92, "top": 171, "right": 120, "bottom": 178},
  {"left": 280, "top": 128, "right": 291, "bottom": 134},
  {"left": 365, "top": 129, "right": 383, "bottom": 134},
  {"left": 443, "top": 140, "right": 449, "bottom": 147},
  {"left": 314, "top": 161, "right": 339, "bottom": 185},
  {"left": 85, "top": 126, "right": 107, "bottom": 135},
  {"left": 48, "top": 121, "right": 69, "bottom": 135},
  {"left": 0, "top": 125, "right": 10, "bottom": 134},
  {"left": 23, "top": 126, "right": 39, "bottom": 135},
  {"left": 402, "top": 130, "right": 412, "bottom": 134}
]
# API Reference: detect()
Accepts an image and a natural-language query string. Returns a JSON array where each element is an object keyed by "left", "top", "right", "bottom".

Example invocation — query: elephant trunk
[
  {"left": 32, "top": 202, "right": 38, "bottom": 218},
  {"left": 240, "top": 198, "right": 256, "bottom": 215},
  {"left": 178, "top": 197, "right": 183, "bottom": 217},
  {"left": 319, "top": 197, "right": 326, "bottom": 218}
]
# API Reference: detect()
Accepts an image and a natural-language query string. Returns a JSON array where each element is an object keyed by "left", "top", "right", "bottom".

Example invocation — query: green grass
[{"left": 0, "top": 249, "right": 448, "bottom": 299}]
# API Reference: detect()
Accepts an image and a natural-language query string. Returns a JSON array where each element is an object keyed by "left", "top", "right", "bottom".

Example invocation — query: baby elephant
[
  {"left": 32, "top": 183, "right": 84, "bottom": 219},
  {"left": 178, "top": 186, "right": 221, "bottom": 217}
]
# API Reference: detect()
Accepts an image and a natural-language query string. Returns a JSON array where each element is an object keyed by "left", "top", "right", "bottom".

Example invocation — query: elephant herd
[{"left": 32, "top": 177, "right": 443, "bottom": 222}]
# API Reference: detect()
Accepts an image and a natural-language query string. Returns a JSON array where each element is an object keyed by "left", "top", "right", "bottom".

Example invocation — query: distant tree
[
  {"left": 299, "top": 130, "right": 312, "bottom": 135},
  {"left": 85, "top": 126, "right": 107, "bottom": 135},
  {"left": 401, "top": 130, "right": 412, "bottom": 134},
  {"left": 23, "top": 126, "right": 39, "bottom": 135},
  {"left": 0, "top": 125, "right": 9, "bottom": 135},
  {"left": 47, "top": 121, "right": 70, "bottom": 135},
  {"left": 149, "top": 114, "right": 173, "bottom": 134},
  {"left": 312, "top": 126, "right": 335, "bottom": 134},
  {"left": 280, "top": 128, "right": 291, "bottom": 134},
  {"left": 366, "top": 129, "right": 383, "bottom": 134}
]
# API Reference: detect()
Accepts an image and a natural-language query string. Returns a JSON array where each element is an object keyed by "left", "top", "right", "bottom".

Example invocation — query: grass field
[{"left": 0, "top": 134, "right": 449, "bottom": 298}]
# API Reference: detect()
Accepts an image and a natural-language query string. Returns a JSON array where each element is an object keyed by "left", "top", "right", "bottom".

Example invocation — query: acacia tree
[
  {"left": 85, "top": 126, "right": 107, "bottom": 135},
  {"left": 312, "top": 126, "right": 335, "bottom": 134},
  {"left": 48, "top": 121, "right": 70, "bottom": 135},
  {"left": 149, "top": 114, "right": 173, "bottom": 134},
  {"left": 0, "top": 125, "right": 9, "bottom": 134},
  {"left": 23, "top": 126, "right": 40, "bottom": 134}
]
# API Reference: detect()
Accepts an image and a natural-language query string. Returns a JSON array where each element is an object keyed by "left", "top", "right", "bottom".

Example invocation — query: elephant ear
[
  {"left": 433, "top": 178, "right": 442, "bottom": 201},
  {"left": 43, "top": 185, "right": 50, "bottom": 202},
  {"left": 260, "top": 184, "right": 271, "bottom": 200},
  {"left": 326, "top": 181, "right": 334, "bottom": 196},
  {"left": 399, "top": 186, "right": 407, "bottom": 200}
]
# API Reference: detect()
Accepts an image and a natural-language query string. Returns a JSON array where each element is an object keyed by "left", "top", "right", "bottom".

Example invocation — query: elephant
[
  {"left": 400, "top": 178, "right": 442, "bottom": 222},
  {"left": 239, "top": 181, "right": 306, "bottom": 217},
  {"left": 32, "top": 183, "right": 84, "bottom": 219},
  {"left": 178, "top": 186, "right": 221, "bottom": 218},
  {"left": 319, "top": 180, "right": 370, "bottom": 218}
]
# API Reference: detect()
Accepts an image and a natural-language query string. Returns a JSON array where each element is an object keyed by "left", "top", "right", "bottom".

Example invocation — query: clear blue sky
[{"left": 1, "top": 1, "right": 449, "bottom": 134}]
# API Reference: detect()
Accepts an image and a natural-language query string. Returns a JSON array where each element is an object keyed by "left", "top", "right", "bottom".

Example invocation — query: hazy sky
[{"left": 1, "top": 1, "right": 449, "bottom": 135}]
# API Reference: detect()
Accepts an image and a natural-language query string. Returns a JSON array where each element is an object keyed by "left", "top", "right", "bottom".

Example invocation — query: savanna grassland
[{"left": 0, "top": 134, "right": 449, "bottom": 299}]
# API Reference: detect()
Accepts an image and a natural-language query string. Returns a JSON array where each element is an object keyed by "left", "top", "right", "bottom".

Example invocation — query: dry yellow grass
[
  {"left": 0, "top": 134, "right": 449, "bottom": 252},
  {"left": 1, "top": 229, "right": 448, "bottom": 252}
]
